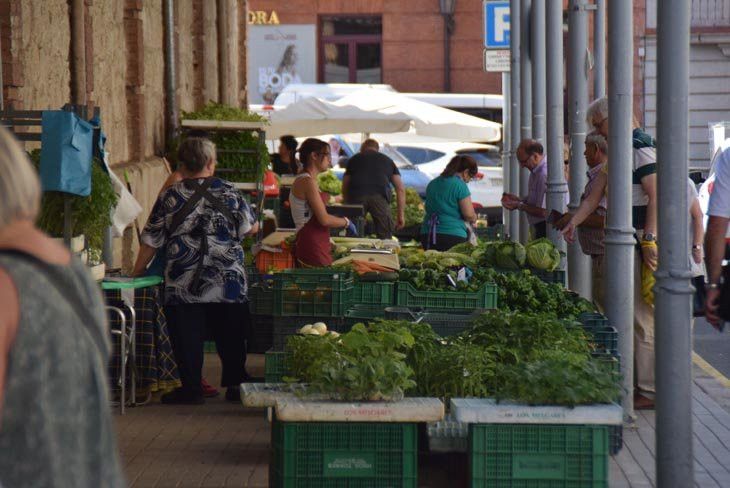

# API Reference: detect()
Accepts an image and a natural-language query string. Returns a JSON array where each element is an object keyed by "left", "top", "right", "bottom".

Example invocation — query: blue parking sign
[{"left": 484, "top": 1, "right": 511, "bottom": 49}]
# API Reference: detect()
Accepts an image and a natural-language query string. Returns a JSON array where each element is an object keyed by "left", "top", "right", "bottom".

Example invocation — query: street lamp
[{"left": 439, "top": 0, "right": 457, "bottom": 92}]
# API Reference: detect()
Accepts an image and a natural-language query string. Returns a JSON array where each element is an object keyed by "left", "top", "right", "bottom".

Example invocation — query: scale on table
[{"left": 332, "top": 248, "right": 400, "bottom": 270}]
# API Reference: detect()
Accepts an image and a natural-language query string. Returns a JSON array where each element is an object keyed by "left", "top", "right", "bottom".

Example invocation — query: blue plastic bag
[{"left": 40, "top": 111, "right": 93, "bottom": 196}]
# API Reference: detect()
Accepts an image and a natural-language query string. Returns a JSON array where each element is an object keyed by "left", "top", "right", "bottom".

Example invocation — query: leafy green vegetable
[
  {"left": 317, "top": 170, "right": 342, "bottom": 195},
  {"left": 391, "top": 188, "right": 425, "bottom": 227},
  {"left": 496, "top": 350, "right": 621, "bottom": 406},
  {"left": 30, "top": 151, "right": 118, "bottom": 250},
  {"left": 495, "top": 241, "right": 526, "bottom": 269},
  {"left": 181, "top": 102, "right": 270, "bottom": 183},
  {"left": 525, "top": 238, "right": 561, "bottom": 271},
  {"left": 285, "top": 323, "right": 416, "bottom": 401}
]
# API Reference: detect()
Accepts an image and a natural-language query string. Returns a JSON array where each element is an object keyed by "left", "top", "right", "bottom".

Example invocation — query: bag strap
[
  {"left": 168, "top": 178, "right": 237, "bottom": 237},
  {"left": 0, "top": 249, "right": 108, "bottom": 352}
]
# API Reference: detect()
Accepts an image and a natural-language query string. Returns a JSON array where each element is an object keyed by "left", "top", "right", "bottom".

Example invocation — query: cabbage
[
  {"left": 317, "top": 171, "right": 342, "bottom": 195},
  {"left": 525, "top": 238, "right": 561, "bottom": 271},
  {"left": 495, "top": 242, "right": 526, "bottom": 269}
]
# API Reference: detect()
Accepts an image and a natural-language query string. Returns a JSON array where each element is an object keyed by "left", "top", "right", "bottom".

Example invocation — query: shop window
[{"left": 320, "top": 16, "right": 382, "bottom": 83}]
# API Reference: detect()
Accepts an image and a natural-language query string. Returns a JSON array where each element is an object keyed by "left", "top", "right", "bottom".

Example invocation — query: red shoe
[
  {"left": 201, "top": 378, "right": 219, "bottom": 398},
  {"left": 634, "top": 392, "right": 655, "bottom": 410}
]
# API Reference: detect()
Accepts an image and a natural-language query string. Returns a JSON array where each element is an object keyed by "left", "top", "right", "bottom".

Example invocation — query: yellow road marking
[{"left": 693, "top": 351, "right": 730, "bottom": 388}]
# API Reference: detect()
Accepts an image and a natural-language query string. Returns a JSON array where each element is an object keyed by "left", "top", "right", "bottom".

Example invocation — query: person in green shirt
[{"left": 420, "top": 155, "right": 478, "bottom": 251}]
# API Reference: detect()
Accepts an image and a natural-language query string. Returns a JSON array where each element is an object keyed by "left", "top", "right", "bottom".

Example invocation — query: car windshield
[
  {"left": 458, "top": 149, "right": 501, "bottom": 167},
  {"left": 393, "top": 146, "right": 446, "bottom": 165}
]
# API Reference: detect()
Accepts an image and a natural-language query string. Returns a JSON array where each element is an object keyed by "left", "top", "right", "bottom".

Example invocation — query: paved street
[
  {"left": 694, "top": 317, "right": 730, "bottom": 379},
  {"left": 115, "top": 351, "right": 730, "bottom": 488}
]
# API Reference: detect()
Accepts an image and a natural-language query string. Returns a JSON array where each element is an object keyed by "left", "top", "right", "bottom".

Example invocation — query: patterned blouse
[{"left": 141, "top": 177, "right": 255, "bottom": 305}]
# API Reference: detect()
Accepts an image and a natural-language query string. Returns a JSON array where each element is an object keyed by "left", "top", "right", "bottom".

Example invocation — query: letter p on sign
[{"left": 484, "top": 1, "right": 511, "bottom": 49}]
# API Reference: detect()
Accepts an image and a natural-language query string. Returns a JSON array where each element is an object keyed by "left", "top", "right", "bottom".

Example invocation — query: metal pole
[
  {"left": 443, "top": 14, "right": 452, "bottom": 93},
  {"left": 531, "top": 0, "right": 546, "bottom": 145},
  {"left": 655, "top": 0, "right": 694, "bottom": 485},
  {"left": 606, "top": 0, "right": 636, "bottom": 418},
  {"left": 593, "top": 0, "right": 606, "bottom": 98},
  {"left": 567, "top": 0, "right": 592, "bottom": 298},
  {"left": 519, "top": 0, "right": 532, "bottom": 243},
  {"left": 509, "top": 0, "right": 522, "bottom": 242},
  {"left": 502, "top": 72, "right": 512, "bottom": 231},
  {"left": 546, "top": 0, "right": 568, "bottom": 262},
  {"left": 164, "top": 0, "right": 179, "bottom": 150}
]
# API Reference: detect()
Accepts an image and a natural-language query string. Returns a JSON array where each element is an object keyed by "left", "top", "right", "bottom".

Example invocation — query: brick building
[{"left": 245, "top": 0, "right": 503, "bottom": 101}]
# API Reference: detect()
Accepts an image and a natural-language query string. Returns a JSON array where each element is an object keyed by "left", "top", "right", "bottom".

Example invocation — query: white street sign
[{"left": 484, "top": 49, "right": 510, "bottom": 72}]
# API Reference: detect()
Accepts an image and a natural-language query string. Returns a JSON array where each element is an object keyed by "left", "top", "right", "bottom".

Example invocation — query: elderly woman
[
  {"left": 420, "top": 155, "right": 478, "bottom": 251},
  {"left": 0, "top": 127, "right": 124, "bottom": 486},
  {"left": 133, "top": 137, "right": 259, "bottom": 404},
  {"left": 561, "top": 97, "right": 659, "bottom": 410}
]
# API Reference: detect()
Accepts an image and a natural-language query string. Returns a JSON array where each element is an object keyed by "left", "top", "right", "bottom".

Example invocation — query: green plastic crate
[
  {"left": 273, "top": 269, "right": 354, "bottom": 317},
  {"left": 469, "top": 424, "right": 609, "bottom": 488},
  {"left": 272, "top": 421, "right": 418, "bottom": 488},
  {"left": 249, "top": 314, "right": 273, "bottom": 354},
  {"left": 350, "top": 280, "right": 396, "bottom": 307},
  {"left": 265, "top": 349, "right": 291, "bottom": 383},
  {"left": 585, "top": 326, "right": 619, "bottom": 357},
  {"left": 384, "top": 306, "right": 485, "bottom": 337},
  {"left": 343, "top": 304, "right": 387, "bottom": 328},
  {"left": 249, "top": 284, "right": 275, "bottom": 315},
  {"left": 530, "top": 268, "right": 567, "bottom": 285},
  {"left": 395, "top": 282, "right": 498, "bottom": 312}
]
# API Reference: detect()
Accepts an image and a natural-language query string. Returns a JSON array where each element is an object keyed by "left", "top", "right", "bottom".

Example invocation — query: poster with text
[{"left": 247, "top": 25, "right": 316, "bottom": 105}]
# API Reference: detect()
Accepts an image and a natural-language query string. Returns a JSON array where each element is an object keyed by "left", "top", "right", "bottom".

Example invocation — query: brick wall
[
  {"left": 0, "top": 0, "right": 249, "bottom": 269},
  {"left": 248, "top": 0, "right": 503, "bottom": 94}
]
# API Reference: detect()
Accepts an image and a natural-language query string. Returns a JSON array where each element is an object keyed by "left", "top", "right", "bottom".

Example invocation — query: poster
[{"left": 247, "top": 25, "right": 317, "bottom": 105}]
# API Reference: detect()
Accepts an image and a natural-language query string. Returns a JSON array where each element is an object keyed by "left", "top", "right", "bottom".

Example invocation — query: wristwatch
[
  {"left": 705, "top": 282, "right": 721, "bottom": 290},
  {"left": 692, "top": 244, "right": 702, "bottom": 251},
  {"left": 643, "top": 233, "right": 657, "bottom": 242}
]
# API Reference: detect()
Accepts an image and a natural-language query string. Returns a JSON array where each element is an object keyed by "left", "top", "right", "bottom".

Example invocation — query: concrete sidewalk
[{"left": 114, "top": 353, "right": 730, "bottom": 487}]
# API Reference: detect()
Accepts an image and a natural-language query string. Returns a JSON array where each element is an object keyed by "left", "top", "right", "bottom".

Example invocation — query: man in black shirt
[{"left": 342, "top": 139, "right": 405, "bottom": 239}]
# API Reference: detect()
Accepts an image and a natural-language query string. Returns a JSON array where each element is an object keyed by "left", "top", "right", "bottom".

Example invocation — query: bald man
[{"left": 502, "top": 139, "right": 548, "bottom": 238}]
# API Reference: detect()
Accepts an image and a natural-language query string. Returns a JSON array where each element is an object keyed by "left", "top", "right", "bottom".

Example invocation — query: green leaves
[
  {"left": 496, "top": 350, "right": 621, "bottom": 407},
  {"left": 317, "top": 171, "right": 342, "bottom": 195},
  {"left": 181, "top": 103, "right": 270, "bottom": 183},
  {"left": 284, "top": 321, "right": 417, "bottom": 401}
]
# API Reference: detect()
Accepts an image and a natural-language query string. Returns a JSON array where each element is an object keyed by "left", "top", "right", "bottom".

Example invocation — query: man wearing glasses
[{"left": 502, "top": 139, "right": 549, "bottom": 239}]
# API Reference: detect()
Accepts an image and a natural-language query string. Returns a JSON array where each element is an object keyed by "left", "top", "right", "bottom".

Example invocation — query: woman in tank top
[
  {"left": 289, "top": 138, "right": 351, "bottom": 266},
  {"left": 0, "top": 128, "right": 124, "bottom": 487}
]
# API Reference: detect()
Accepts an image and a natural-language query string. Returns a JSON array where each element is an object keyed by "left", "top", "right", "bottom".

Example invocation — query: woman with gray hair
[
  {"left": 0, "top": 127, "right": 124, "bottom": 486},
  {"left": 132, "top": 136, "right": 259, "bottom": 404}
]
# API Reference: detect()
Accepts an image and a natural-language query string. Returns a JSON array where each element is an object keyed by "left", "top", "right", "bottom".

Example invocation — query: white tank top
[{"left": 290, "top": 173, "right": 313, "bottom": 231}]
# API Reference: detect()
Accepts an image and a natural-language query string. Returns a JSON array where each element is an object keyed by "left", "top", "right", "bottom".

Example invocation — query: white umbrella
[
  {"left": 335, "top": 89, "right": 502, "bottom": 143},
  {"left": 266, "top": 96, "right": 412, "bottom": 139}
]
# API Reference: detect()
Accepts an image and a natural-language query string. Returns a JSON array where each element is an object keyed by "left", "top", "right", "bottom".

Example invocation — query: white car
[{"left": 387, "top": 140, "right": 503, "bottom": 222}]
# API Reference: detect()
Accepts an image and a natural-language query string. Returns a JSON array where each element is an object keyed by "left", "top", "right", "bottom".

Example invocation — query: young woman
[
  {"left": 289, "top": 138, "right": 353, "bottom": 267},
  {"left": 420, "top": 155, "right": 478, "bottom": 251}
]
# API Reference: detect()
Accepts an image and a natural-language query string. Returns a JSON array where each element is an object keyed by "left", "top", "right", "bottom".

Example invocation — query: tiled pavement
[{"left": 115, "top": 354, "right": 730, "bottom": 488}]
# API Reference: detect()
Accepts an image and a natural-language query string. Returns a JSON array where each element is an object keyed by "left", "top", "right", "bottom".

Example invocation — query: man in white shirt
[{"left": 705, "top": 143, "right": 730, "bottom": 327}]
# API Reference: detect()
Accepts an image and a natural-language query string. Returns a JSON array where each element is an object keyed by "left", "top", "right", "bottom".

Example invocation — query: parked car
[{"left": 389, "top": 140, "right": 503, "bottom": 223}]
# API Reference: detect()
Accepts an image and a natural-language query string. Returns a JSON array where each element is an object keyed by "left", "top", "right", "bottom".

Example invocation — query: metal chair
[{"left": 107, "top": 305, "right": 136, "bottom": 414}]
